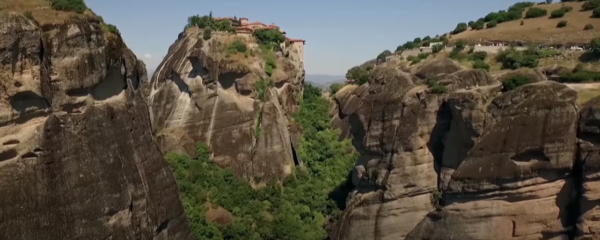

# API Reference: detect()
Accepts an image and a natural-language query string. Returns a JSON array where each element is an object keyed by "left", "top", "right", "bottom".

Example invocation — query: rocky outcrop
[
  {"left": 330, "top": 57, "right": 600, "bottom": 239},
  {"left": 148, "top": 28, "right": 303, "bottom": 182},
  {"left": 0, "top": 11, "right": 191, "bottom": 239}
]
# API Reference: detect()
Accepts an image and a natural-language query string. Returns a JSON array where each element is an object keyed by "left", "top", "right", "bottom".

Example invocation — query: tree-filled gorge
[{"left": 165, "top": 83, "right": 357, "bottom": 240}]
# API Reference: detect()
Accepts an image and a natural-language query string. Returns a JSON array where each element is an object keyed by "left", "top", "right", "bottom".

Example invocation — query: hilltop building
[{"left": 216, "top": 16, "right": 305, "bottom": 63}]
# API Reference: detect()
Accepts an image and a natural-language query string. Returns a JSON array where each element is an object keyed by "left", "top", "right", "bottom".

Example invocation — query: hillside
[{"left": 452, "top": 1, "right": 600, "bottom": 44}]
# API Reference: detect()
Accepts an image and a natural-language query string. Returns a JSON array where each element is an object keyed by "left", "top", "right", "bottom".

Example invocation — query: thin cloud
[{"left": 143, "top": 53, "right": 152, "bottom": 58}]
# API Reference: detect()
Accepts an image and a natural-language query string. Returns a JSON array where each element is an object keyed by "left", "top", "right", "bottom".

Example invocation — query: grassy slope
[{"left": 452, "top": 2, "right": 600, "bottom": 44}]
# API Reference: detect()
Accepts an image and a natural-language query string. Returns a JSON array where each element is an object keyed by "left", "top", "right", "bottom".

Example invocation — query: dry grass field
[
  {"left": 0, "top": 0, "right": 95, "bottom": 25},
  {"left": 452, "top": 2, "right": 600, "bottom": 44}
]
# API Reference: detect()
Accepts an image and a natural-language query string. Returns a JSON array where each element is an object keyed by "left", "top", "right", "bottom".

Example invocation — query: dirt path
[{"left": 565, "top": 82, "right": 600, "bottom": 91}]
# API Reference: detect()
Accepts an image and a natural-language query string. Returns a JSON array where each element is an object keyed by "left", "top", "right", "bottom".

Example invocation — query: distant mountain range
[{"left": 305, "top": 74, "right": 345, "bottom": 89}]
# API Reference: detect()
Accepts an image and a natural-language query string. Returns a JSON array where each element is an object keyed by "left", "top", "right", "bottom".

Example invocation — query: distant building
[
  {"left": 235, "top": 17, "right": 305, "bottom": 63},
  {"left": 429, "top": 42, "right": 443, "bottom": 47}
]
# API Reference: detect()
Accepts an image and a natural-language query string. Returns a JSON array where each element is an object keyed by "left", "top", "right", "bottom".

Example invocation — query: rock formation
[
  {"left": 330, "top": 58, "right": 600, "bottom": 240},
  {"left": 147, "top": 28, "right": 304, "bottom": 183},
  {"left": 0, "top": 11, "right": 191, "bottom": 239}
]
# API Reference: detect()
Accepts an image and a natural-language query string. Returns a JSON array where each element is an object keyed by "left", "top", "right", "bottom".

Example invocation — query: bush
[
  {"left": 582, "top": 0, "right": 600, "bottom": 11},
  {"left": 376, "top": 50, "right": 392, "bottom": 62},
  {"left": 472, "top": 60, "right": 490, "bottom": 71},
  {"left": 227, "top": 40, "right": 247, "bottom": 53},
  {"left": 432, "top": 44, "right": 444, "bottom": 53},
  {"left": 591, "top": 36, "right": 600, "bottom": 53},
  {"left": 202, "top": 28, "right": 212, "bottom": 40},
  {"left": 593, "top": 8, "right": 600, "bottom": 17},
  {"left": 329, "top": 83, "right": 342, "bottom": 95},
  {"left": 23, "top": 11, "right": 33, "bottom": 20},
  {"left": 585, "top": 24, "right": 595, "bottom": 30},
  {"left": 497, "top": 47, "right": 542, "bottom": 69},
  {"left": 487, "top": 20, "right": 498, "bottom": 28},
  {"left": 521, "top": 20, "right": 524, "bottom": 25},
  {"left": 426, "top": 77, "right": 448, "bottom": 93},
  {"left": 502, "top": 75, "right": 531, "bottom": 91},
  {"left": 550, "top": 9, "right": 566, "bottom": 18},
  {"left": 253, "top": 29, "right": 285, "bottom": 50},
  {"left": 452, "top": 22, "right": 468, "bottom": 34},
  {"left": 558, "top": 69, "right": 600, "bottom": 83},
  {"left": 104, "top": 24, "right": 120, "bottom": 36},
  {"left": 557, "top": 20, "right": 567, "bottom": 28},
  {"left": 470, "top": 51, "right": 488, "bottom": 61},
  {"left": 525, "top": 7, "right": 548, "bottom": 18},
  {"left": 561, "top": 6, "right": 573, "bottom": 12},
  {"left": 50, "top": 0, "right": 88, "bottom": 13}
]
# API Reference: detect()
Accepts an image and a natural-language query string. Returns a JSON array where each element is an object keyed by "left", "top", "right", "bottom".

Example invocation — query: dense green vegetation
[
  {"left": 50, "top": 0, "right": 88, "bottom": 13},
  {"left": 582, "top": 0, "right": 600, "bottom": 11},
  {"left": 253, "top": 29, "right": 286, "bottom": 50},
  {"left": 376, "top": 50, "right": 392, "bottom": 62},
  {"left": 345, "top": 66, "right": 370, "bottom": 85},
  {"left": 593, "top": 8, "right": 600, "bottom": 17},
  {"left": 185, "top": 13, "right": 236, "bottom": 33},
  {"left": 167, "top": 83, "right": 357, "bottom": 240},
  {"left": 227, "top": 40, "right": 248, "bottom": 54},
  {"left": 496, "top": 46, "right": 560, "bottom": 69},
  {"left": 329, "top": 83, "right": 343, "bottom": 95},
  {"left": 407, "top": 53, "right": 431, "bottom": 65},
  {"left": 525, "top": 7, "right": 548, "bottom": 18},
  {"left": 426, "top": 77, "right": 448, "bottom": 93},
  {"left": 502, "top": 75, "right": 531, "bottom": 91}
]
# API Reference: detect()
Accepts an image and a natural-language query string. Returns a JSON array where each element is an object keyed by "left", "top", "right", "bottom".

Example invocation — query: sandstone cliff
[
  {"left": 330, "top": 58, "right": 600, "bottom": 240},
  {"left": 0, "top": 10, "right": 191, "bottom": 239},
  {"left": 148, "top": 28, "right": 304, "bottom": 183}
]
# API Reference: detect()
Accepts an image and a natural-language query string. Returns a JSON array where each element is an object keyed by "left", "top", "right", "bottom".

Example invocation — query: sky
[{"left": 86, "top": 0, "right": 526, "bottom": 76}]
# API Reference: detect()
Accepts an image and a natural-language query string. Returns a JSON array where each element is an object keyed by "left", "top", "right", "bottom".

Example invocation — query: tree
[
  {"left": 50, "top": 0, "right": 87, "bottom": 13},
  {"left": 546, "top": 0, "right": 552, "bottom": 3},
  {"left": 472, "top": 20, "right": 485, "bottom": 30},
  {"left": 413, "top": 37, "right": 422, "bottom": 43},
  {"left": 376, "top": 50, "right": 392, "bottom": 62},
  {"left": 472, "top": 60, "right": 490, "bottom": 71},
  {"left": 593, "top": 8, "right": 600, "bottom": 17},
  {"left": 487, "top": 20, "right": 498, "bottom": 28},
  {"left": 203, "top": 28, "right": 212, "bottom": 40},
  {"left": 452, "top": 22, "right": 468, "bottom": 34},
  {"left": 454, "top": 40, "right": 466, "bottom": 50},
  {"left": 582, "top": 0, "right": 600, "bottom": 11},
  {"left": 585, "top": 24, "right": 594, "bottom": 30},
  {"left": 253, "top": 28, "right": 285, "bottom": 48},
  {"left": 329, "top": 83, "right": 342, "bottom": 95},
  {"left": 550, "top": 9, "right": 566, "bottom": 18},
  {"left": 423, "top": 36, "right": 431, "bottom": 41},
  {"left": 525, "top": 7, "right": 548, "bottom": 18}
]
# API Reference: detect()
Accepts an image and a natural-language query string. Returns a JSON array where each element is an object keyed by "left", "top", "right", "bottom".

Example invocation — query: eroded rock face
[
  {"left": 0, "top": 13, "right": 191, "bottom": 239},
  {"left": 148, "top": 28, "right": 303, "bottom": 182},
  {"left": 330, "top": 59, "right": 600, "bottom": 240}
]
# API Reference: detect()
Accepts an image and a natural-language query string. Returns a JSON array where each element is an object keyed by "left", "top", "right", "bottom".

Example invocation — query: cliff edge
[
  {"left": 0, "top": 5, "right": 191, "bottom": 239},
  {"left": 330, "top": 58, "right": 600, "bottom": 239},
  {"left": 148, "top": 26, "right": 304, "bottom": 183}
]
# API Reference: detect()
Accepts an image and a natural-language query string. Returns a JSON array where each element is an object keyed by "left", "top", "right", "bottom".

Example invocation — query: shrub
[
  {"left": 329, "top": 83, "right": 342, "bottom": 95},
  {"left": 23, "top": 11, "right": 33, "bottom": 20},
  {"left": 472, "top": 60, "right": 490, "bottom": 71},
  {"left": 525, "top": 7, "right": 548, "bottom": 18},
  {"left": 585, "top": 24, "right": 595, "bottom": 30},
  {"left": 264, "top": 56, "right": 276, "bottom": 76},
  {"left": 561, "top": 6, "right": 573, "bottom": 12},
  {"left": 582, "top": 0, "right": 600, "bottom": 11},
  {"left": 104, "top": 24, "right": 120, "bottom": 36},
  {"left": 202, "top": 28, "right": 212, "bottom": 40},
  {"left": 431, "top": 189, "right": 443, "bottom": 206},
  {"left": 487, "top": 20, "right": 498, "bottom": 28},
  {"left": 426, "top": 77, "right": 448, "bottom": 93},
  {"left": 376, "top": 50, "right": 392, "bottom": 62},
  {"left": 253, "top": 28, "right": 285, "bottom": 49},
  {"left": 423, "top": 36, "right": 431, "bottom": 41},
  {"left": 227, "top": 40, "right": 247, "bottom": 53},
  {"left": 452, "top": 22, "right": 468, "bottom": 34},
  {"left": 559, "top": 70, "right": 600, "bottom": 83},
  {"left": 557, "top": 20, "right": 567, "bottom": 28},
  {"left": 454, "top": 40, "right": 466, "bottom": 50},
  {"left": 413, "top": 37, "right": 422, "bottom": 43},
  {"left": 470, "top": 51, "right": 488, "bottom": 61},
  {"left": 50, "top": 0, "right": 88, "bottom": 13},
  {"left": 472, "top": 20, "right": 485, "bottom": 30},
  {"left": 593, "top": 8, "right": 600, "bottom": 17},
  {"left": 521, "top": 20, "right": 524, "bottom": 25},
  {"left": 550, "top": 9, "right": 566, "bottom": 18},
  {"left": 591, "top": 36, "right": 600, "bottom": 53},
  {"left": 432, "top": 44, "right": 444, "bottom": 53},
  {"left": 502, "top": 75, "right": 531, "bottom": 91},
  {"left": 497, "top": 47, "right": 541, "bottom": 69}
]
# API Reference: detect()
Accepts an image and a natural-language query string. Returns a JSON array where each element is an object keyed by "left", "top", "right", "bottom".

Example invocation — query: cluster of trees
[
  {"left": 185, "top": 12, "right": 236, "bottom": 39},
  {"left": 550, "top": 6, "right": 573, "bottom": 18},
  {"left": 167, "top": 83, "right": 357, "bottom": 240},
  {"left": 50, "top": 0, "right": 88, "bottom": 13},
  {"left": 253, "top": 29, "right": 286, "bottom": 50},
  {"left": 496, "top": 45, "right": 560, "bottom": 69},
  {"left": 396, "top": 35, "right": 449, "bottom": 51},
  {"left": 345, "top": 65, "right": 372, "bottom": 85},
  {"left": 453, "top": 2, "right": 537, "bottom": 33}
]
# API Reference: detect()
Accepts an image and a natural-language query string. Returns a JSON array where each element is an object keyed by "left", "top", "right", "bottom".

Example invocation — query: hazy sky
[{"left": 86, "top": 0, "right": 525, "bottom": 76}]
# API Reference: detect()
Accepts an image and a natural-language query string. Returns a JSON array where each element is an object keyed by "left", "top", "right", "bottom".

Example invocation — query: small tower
[{"left": 240, "top": 17, "right": 248, "bottom": 26}]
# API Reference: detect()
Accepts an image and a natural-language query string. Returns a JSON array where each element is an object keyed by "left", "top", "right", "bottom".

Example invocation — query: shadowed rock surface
[
  {"left": 148, "top": 28, "right": 304, "bottom": 183},
  {"left": 329, "top": 57, "right": 600, "bottom": 239},
  {"left": 0, "top": 12, "right": 191, "bottom": 239}
]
